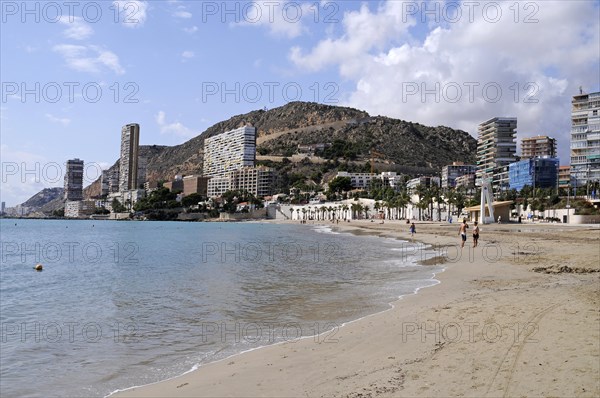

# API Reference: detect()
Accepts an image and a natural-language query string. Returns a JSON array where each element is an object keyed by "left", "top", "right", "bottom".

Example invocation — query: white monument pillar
[{"left": 480, "top": 177, "right": 495, "bottom": 224}]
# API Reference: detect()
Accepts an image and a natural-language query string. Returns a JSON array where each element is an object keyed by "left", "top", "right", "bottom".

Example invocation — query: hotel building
[
  {"left": 476, "top": 117, "right": 517, "bottom": 185},
  {"left": 204, "top": 125, "right": 276, "bottom": 197},
  {"left": 521, "top": 136, "right": 557, "bottom": 159},
  {"left": 119, "top": 123, "right": 140, "bottom": 192},
  {"left": 570, "top": 91, "right": 600, "bottom": 186},
  {"left": 203, "top": 126, "right": 256, "bottom": 178},
  {"left": 228, "top": 167, "right": 276, "bottom": 197},
  {"left": 558, "top": 166, "right": 571, "bottom": 189},
  {"left": 207, "top": 167, "right": 276, "bottom": 198},
  {"left": 336, "top": 171, "right": 404, "bottom": 191},
  {"left": 64, "top": 158, "right": 84, "bottom": 201},
  {"left": 441, "top": 162, "right": 477, "bottom": 188},
  {"left": 101, "top": 168, "right": 120, "bottom": 196}
]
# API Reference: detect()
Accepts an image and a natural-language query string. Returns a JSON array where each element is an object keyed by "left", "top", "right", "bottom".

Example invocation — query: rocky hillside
[
  {"left": 79, "top": 102, "right": 475, "bottom": 199},
  {"left": 21, "top": 187, "right": 63, "bottom": 209},
  {"left": 257, "top": 116, "right": 475, "bottom": 169}
]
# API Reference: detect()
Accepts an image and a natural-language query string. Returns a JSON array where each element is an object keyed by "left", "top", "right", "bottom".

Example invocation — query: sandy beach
[{"left": 114, "top": 220, "right": 599, "bottom": 398}]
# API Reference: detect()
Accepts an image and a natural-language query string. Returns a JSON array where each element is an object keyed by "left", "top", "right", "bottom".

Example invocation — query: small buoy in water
[{"left": 34, "top": 264, "right": 43, "bottom": 271}]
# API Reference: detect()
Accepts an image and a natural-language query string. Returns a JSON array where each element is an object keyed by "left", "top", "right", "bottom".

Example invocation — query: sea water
[{"left": 0, "top": 219, "right": 442, "bottom": 397}]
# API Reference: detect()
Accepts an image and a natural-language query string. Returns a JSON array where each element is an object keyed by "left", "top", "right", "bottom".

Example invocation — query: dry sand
[{"left": 114, "top": 220, "right": 599, "bottom": 398}]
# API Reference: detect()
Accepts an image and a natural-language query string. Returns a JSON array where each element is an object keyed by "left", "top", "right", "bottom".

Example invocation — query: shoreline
[
  {"left": 114, "top": 220, "right": 600, "bottom": 397},
  {"left": 108, "top": 221, "right": 445, "bottom": 397}
]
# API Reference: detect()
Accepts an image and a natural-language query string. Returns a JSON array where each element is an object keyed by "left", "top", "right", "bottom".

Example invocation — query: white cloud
[
  {"left": 53, "top": 44, "right": 125, "bottom": 75},
  {"left": 236, "top": 1, "right": 317, "bottom": 38},
  {"left": 112, "top": 0, "right": 148, "bottom": 28},
  {"left": 59, "top": 16, "right": 94, "bottom": 40},
  {"left": 290, "top": 2, "right": 415, "bottom": 72},
  {"left": 183, "top": 26, "right": 198, "bottom": 34},
  {"left": 182, "top": 50, "right": 195, "bottom": 59},
  {"left": 289, "top": 0, "right": 600, "bottom": 162},
  {"left": 155, "top": 111, "right": 196, "bottom": 138},
  {"left": 45, "top": 114, "right": 71, "bottom": 126},
  {"left": 173, "top": 10, "right": 192, "bottom": 19}
]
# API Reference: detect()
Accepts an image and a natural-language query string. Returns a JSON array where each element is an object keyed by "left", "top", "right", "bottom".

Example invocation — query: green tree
[
  {"left": 133, "top": 187, "right": 178, "bottom": 211},
  {"left": 111, "top": 198, "right": 127, "bottom": 213},
  {"left": 181, "top": 193, "right": 204, "bottom": 208},
  {"left": 53, "top": 208, "right": 65, "bottom": 217},
  {"left": 328, "top": 176, "right": 353, "bottom": 194}
]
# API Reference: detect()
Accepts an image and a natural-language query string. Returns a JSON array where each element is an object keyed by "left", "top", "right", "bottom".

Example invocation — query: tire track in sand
[{"left": 485, "top": 303, "right": 561, "bottom": 397}]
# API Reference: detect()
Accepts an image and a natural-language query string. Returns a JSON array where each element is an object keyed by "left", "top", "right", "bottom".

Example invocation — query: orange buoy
[{"left": 34, "top": 264, "right": 43, "bottom": 271}]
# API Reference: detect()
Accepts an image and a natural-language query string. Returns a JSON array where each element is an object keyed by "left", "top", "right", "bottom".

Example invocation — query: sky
[{"left": 1, "top": 0, "right": 599, "bottom": 206}]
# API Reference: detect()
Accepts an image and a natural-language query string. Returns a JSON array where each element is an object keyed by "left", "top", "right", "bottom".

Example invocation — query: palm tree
[
  {"left": 342, "top": 204, "right": 349, "bottom": 220},
  {"left": 396, "top": 190, "right": 410, "bottom": 219},
  {"left": 382, "top": 199, "right": 393, "bottom": 220},
  {"left": 414, "top": 184, "right": 427, "bottom": 220},
  {"left": 419, "top": 186, "right": 434, "bottom": 221},
  {"left": 289, "top": 207, "right": 294, "bottom": 220},
  {"left": 455, "top": 190, "right": 466, "bottom": 217},
  {"left": 350, "top": 203, "right": 360, "bottom": 219},
  {"left": 363, "top": 205, "right": 370, "bottom": 219},
  {"left": 432, "top": 185, "right": 443, "bottom": 221},
  {"left": 446, "top": 189, "right": 456, "bottom": 219},
  {"left": 417, "top": 200, "right": 429, "bottom": 221}
]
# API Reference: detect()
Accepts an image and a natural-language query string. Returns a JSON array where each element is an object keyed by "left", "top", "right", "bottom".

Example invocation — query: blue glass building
[{"left": 508, "top": 157, "right": 559, "bottom": 191}]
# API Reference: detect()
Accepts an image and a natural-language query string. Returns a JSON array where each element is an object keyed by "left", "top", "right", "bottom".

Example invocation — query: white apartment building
[
  {"left": 207, "top": 177, "right": 230, "bottom": 198},
  {"left": 203, "top": 126, "right": 256, "bottom": 177},
  {"left": 207, "top": 167, "right": 276, "bottom": 198},
  {"left": 336, "top": 171, "right": 405, "bottom": 190},
  {"left": 119, "top": 123, "right": 140, "bottom": 192},
  {"left": 229, "top": 166, "right": 276, "bottom": 197},
  {"left": 476, "top": 117, "right": 517, "bottom": 185},
  {"left": 336, "top": 172, "right": 377, "bottom": 189},
  {"left": 406, "top": 176, "right": 441, "bottom": 191},
  {"left": 65, "top": 200, "right": 96, "bottom": 218},
  {"left": 571, "top": 91, "right": 600, "bottom": 186}
]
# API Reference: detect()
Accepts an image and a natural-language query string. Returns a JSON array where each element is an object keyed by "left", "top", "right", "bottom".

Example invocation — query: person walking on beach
[
  {"left": 459, "top": 219, "right": 469, "bottom": 248},
  {"left": 472, "top": 221, "right": 480, "bottom": 248},
  {"left": 409, "top": 222, "right": 416, "bottom": 237}
]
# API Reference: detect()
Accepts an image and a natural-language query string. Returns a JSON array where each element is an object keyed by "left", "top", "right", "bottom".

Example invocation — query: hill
[
  {"left": 81, "top": 102, "right": 476, "bottom": 199},
  {"left": 21, "top": 187, "right": 64, "bottom": 209}
]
